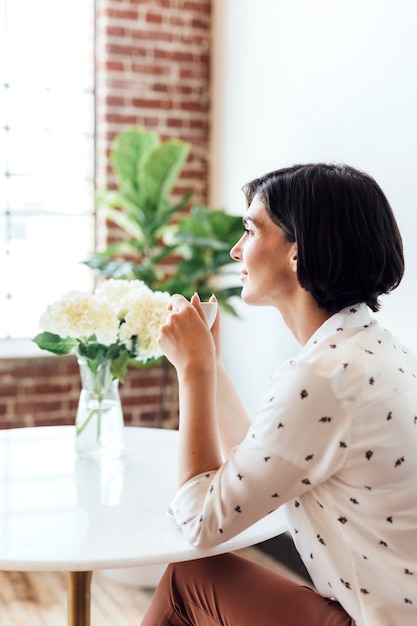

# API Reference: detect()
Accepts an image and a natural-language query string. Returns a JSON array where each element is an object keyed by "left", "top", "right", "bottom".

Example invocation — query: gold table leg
[{"left": 67, "top": 571, "right": 93, "bottom": 626}]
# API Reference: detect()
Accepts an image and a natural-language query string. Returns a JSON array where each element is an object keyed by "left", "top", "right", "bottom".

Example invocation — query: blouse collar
[{"left": 302, "top": 303, "right": 372, "bottom": 353}]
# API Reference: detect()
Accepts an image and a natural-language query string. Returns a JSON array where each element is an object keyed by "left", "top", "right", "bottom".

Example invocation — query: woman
[{"left": 141, "top": 163, "right": 417, "bottom": 626}]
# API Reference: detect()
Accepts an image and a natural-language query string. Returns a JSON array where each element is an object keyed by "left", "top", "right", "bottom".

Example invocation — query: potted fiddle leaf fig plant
[{"left": 84, "top": 126, "right": 242, "bottom": 314}]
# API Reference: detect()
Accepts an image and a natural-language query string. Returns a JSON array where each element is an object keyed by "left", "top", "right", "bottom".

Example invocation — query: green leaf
[
  {"left": 152, "top": 193, "right": 191, "bottom": 233},
  {"left": 138, "top": 139, "right": 190, "bottom": 214},
  {"left": 173, "top": 231, "right": 231, "bottom": 251},
  {"left": 83, "top": 254, "right": 135, "bottom": 279},
  {"left": 33, "top": 332, "right": 77, "bottom": 355},
  {"left": 171, "top": 190, "right": 194, "bottom": 213},
  {"left": 111, "top": 127, "right": 160, "bottom": 193},
  {"left": 110, "top": 349, "right": 131, "bottom": 382},
  {"left": 77, "top": 341, "right": 108, "bottom": 365},
  {"left": 103, "top": 205, "right": 148, "bottom": 244}
]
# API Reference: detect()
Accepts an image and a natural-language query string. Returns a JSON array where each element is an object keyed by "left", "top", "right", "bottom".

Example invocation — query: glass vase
[{"left": 75, "top": 357, "right": 125, "bottom": 459}]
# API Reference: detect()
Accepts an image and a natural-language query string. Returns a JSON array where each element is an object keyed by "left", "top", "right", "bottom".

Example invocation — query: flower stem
[{"left": 76, "top": 406, "right": 102, "bottom": 436}]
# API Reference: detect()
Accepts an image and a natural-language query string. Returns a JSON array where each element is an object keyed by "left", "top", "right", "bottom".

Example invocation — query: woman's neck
[{"left": 280, "top": 291, "right": 332, "bottom": 346}]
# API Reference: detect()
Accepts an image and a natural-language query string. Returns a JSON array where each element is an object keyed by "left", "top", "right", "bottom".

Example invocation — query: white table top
[{"left": 0, "top": 426, "right": 287, "bottom": 572}]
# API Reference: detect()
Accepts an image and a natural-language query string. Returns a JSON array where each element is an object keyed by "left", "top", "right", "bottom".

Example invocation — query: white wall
[{"left": 210, "top": 0, "right": 417, "bottom": 417}]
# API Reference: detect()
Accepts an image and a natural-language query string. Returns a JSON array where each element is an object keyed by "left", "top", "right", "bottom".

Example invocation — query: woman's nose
[{"left": 230, "top": 237, "right": 242, "bottom": 261}]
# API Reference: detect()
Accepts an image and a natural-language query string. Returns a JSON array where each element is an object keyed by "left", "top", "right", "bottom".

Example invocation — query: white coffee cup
[{"left": 200, "top": 301, "right": 217, "bottom": 329}]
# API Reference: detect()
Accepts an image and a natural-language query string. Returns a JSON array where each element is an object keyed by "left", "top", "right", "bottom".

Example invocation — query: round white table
[{"left": 0, "top": 426, "right": 287, "bottom": 625}]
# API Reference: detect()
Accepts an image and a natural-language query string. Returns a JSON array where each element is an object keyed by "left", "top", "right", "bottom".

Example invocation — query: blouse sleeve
[{"left": 170, "top": 359, "right": 351, "bottom": 548}]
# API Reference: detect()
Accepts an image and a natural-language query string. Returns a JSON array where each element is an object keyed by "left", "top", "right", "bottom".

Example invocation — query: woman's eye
[{"left": 244, "top": 227, "right": 252, "bottom": 236}]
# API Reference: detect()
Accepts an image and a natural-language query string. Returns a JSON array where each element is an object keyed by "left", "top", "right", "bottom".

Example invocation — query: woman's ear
[{"left": 290, "top": 243, "right": 298, "bottom": 272}]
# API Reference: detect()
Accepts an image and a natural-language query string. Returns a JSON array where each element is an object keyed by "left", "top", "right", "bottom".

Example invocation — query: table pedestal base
[{"left": 67, "top": 571, "right": 93, "bottom": 626}]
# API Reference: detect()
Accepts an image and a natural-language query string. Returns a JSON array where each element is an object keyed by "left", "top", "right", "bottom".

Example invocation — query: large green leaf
[
  {"left": 151, "top": 191, "right": 193, "bottom": 236},
  {"left": 96, "top": 189, "right": 150, "bottom": 239},
  {"left": 33, "top": 332, "right": 77, "bottom": 355},
  {"left": 83, "top": 254, "right": 161, "bottom": 285},
  {"left": 111, "top": 127, "right": 160, "bottom": 192},
  {"left": 177, "top": 206, "right": 241, "bottom": 239},
  {"left": 209, "top": 211, "right": 243, "bottom": 242},
  {"left": 173, "top": 232, "right": 231, "bottom": 251},
  {"left": 137, "top": 139, "right": 190, "bottom": 215},
  {"left": 110, "top": 349, "right": 131, "bottom": 382},
  {"left": 102, "top": 205, "right": 147, "bottom": 244}
]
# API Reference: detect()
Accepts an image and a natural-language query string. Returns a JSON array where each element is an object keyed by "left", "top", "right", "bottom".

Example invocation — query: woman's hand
[{"left": 157, "top": 293, "right": 216, "bottom": 374}]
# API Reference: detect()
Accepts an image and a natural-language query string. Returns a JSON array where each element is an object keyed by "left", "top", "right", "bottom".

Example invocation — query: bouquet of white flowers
[
  {"left": 34, "top": 279, "right": 171, "bottom": 457},
  {"left": 34, "top": 278, "right": 170, "bottom": 382}
]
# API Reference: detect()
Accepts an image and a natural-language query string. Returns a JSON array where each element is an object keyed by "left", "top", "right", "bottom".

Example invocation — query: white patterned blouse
[{"left": 171, "top": 303, "right": 417, "bottom": 626}]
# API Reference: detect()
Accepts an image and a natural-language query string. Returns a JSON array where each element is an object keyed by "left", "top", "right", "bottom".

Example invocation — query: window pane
[
  {"left": 8, "top": 176, "right": 94, "bottom": 217},
  {"left": 7, "top": 130, "right": 94, "bottom": 179},
  {"left": 6, "top": 0, "right": 94, "bottom": 89},
  {"left": 7, "top": 87, "right": 94, "bottom": 133},
  {"left": 5, "top": 215, "right": 94, "bottom": 338},
  {"left": 0, "top": 0, "right": 95, "bottom": 341}
]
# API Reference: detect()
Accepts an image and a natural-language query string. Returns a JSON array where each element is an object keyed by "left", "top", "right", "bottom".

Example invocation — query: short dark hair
[{"left": 242, "top": 163, "right": 404, "bottom": 312}]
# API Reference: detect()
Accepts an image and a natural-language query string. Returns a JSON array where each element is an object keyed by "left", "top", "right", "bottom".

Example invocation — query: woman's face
[{"left": 230, "top": 194, "right": 298, "bottom": 309}]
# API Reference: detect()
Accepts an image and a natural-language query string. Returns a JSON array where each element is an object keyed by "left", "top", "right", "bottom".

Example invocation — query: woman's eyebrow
[{"left": 243, "top": 215, "right": 260, "bottom": 227}]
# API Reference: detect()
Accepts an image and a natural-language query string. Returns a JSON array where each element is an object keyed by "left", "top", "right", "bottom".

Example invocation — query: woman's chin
[{"left": 240, "top": 289, "right": 256, "bottom": 305}]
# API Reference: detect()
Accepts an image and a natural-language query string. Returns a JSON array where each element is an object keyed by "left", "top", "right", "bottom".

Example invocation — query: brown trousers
[{"left": 141, "top": 553, "right": 355, "bottom": 626}]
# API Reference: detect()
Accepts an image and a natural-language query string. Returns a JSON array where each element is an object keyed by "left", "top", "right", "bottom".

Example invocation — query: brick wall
[
  {"left": 0, "top": 0, "right": 211, "bottom": 430},
  {"left": 95, "top": 0, "right": 211, "bottom": 198},
  {"left": 0, "top": 355, "right": 179, "bottom": 430}
]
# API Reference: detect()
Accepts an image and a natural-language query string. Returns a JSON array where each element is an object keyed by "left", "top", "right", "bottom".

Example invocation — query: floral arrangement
[{"left": 33, "top": 279, "right": 171, "bottom": 382}]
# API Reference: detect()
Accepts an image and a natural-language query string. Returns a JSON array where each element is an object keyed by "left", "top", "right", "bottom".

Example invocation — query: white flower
[
  {"left": 95, "top": 278, "right": 149, "bottom": 315},
  {"left": 120, "top": 289, "right": 170, "bottom": 361},
  {"left": 37, "top": 279, "right": 171, "bottom": 368},
  {"left": 40, "top": 290, "right": 119, "bottom": 345}
]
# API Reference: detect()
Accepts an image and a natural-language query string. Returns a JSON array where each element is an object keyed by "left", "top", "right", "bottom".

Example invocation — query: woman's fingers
[{"left": 169, "top": 293, "right": 189, "bottom": 313}]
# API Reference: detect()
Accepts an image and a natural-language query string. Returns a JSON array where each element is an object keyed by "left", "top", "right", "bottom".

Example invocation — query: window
[{"left": 0, "top": 0, "right": 95, "bottom": 342}]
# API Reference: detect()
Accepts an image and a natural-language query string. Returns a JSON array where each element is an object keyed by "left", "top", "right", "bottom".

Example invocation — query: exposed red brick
[
  {"left": 131, "top": 63, "right": 171, "bottom": 76},
  {"left": 105, "top": 9, "right": 139, "bottom": 20},
  {"left": 1, "top": 420, "right": 28, "bottom": 430},
  {"left": 146, "top": 11, "right": 163, "bottom": 24},
  {"left": 0, "top": 383, "right": 18, "bottom": 397},
  {"left": 106, "top": 26, "right": 126, "bottom": 37},
  {"left": 167, "top": 118, "right": 184, "bottom": 128},
  {"left": 191, "top": 17, "right": 210, "bottom": 30},
  {"left": 154, "top": 48, "right": 195, "bottom": 63},
  {"left": 132, "top": 29, "right": 173, "bottom": 42},
  {"left": 107, "top": 43, "right": 148, "bottom": 57},
  {"left": 32, "top": 382, "right": 73, "bottom": 395},
  {"left": 15, "top": 400, "right": 63, "bottom": 414},
  {"left": 105, "top": 96, "right": 126, "bottom": 107},
  {"left": 131, "top": 97, "right": 173, "bottom": 110}
]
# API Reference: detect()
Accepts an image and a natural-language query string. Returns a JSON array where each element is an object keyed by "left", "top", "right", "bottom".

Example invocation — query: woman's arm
[
  {"left": 157, "top": 293, "right": 251, "bottom": 486},
  {"left": 157, "top": 293, "right": 222, "bottom": 486},
  {"left": 207, "top": 295, "right": 251, "bottom": 455},
  {"left": 215, "top": 360, "right": 251, "bottom": 457},
  {"left": 175, "top": 358, "right": 221, "bottom": 486}
]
